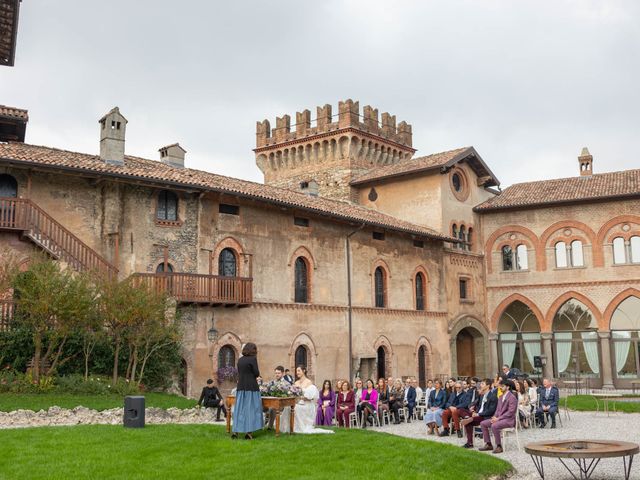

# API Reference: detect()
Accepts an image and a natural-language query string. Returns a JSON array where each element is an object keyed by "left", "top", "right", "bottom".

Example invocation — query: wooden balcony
[{"left": 131, "top": 273, "right": 252, "bottom": 307}]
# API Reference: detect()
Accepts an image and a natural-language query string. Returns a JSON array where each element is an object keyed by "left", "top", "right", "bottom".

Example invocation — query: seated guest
[
  {"left": 353, "top": 378, "right": 364, "bottom": 407},
  {"left": 389, "top": 378, "right": 405, "bottom": 424},
  {"left": 315, "top": 380, "right": 336, "bottom": 426},
  {"left": 501, "top": 364, "right": 516, "bottom": 380},
  {"left": 440, "top": 380, "right": 471, "bottom": 438},
  {"left": 283, "top": 369, "right": 293, "bottom": 384},
  {"left": 460, "top": 379, "right": 498, "bottom": 448},
  {"left": 526, "top": 378, "right": 538, "bottom": 413},
  {"left": 424, "top": 379, "right": 447, "bottom": 434},
  {"left": 403, "top": 377, "right": 417, "bottom": 423},
  {"left": 478, "top": 379, "right": 517, "bottom": 454},
  {"left": 493, "top": 375, "right": 504, "bottom": 398},
  {"left": 376, "top": 378, "right": 391, "bottom": 419},
  {"left": 357, "top": 379, "right": 378, "bottom": 428},
  {"left": 413, "top": 378, "right": 423, "bottom": 407},
  {"left": 197, "top": 378, "right": 227, "bottom": 422},
  {"left": 515, "top": 380, "right": 530, "bottom": 427},
  {"left": 335, "top": 379, "right": 343, "bottom": 397},
  {"left": 424, "top": 379, "right": 434, "bottom": 407},
  {"left": 336, "top": 381, "right": 355, "bottom": 428},
  {"left": 536, "top": 378, "right": 559, "bottom": 428}
]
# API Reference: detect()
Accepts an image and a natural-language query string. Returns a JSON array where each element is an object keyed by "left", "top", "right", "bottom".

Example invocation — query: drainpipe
[{"left": 346, "top": 224, "right": 365, "bottom": 381}]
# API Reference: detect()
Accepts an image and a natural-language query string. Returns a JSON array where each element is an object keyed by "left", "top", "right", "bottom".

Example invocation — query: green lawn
[
  {"left": 0, "top": 392, "right": 195, "bottom": 412},
  {"left": 0, "top": 425, "right": 511, "bottom": 480},
  {"left": 566, "top": 394, "right": 640, "bottom": 413}
]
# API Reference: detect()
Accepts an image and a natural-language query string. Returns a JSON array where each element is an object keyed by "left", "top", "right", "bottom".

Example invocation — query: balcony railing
[
  {"left": 0, "top": 300, "right": 14, "bottom": 331},
  {"left": 131, "top": 273, "right": 252, "bottom": 306}
]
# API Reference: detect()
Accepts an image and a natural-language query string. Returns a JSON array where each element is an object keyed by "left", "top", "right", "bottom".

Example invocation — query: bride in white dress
[{"left": 280, "top": 366, "right": 333, "bottom": 434}]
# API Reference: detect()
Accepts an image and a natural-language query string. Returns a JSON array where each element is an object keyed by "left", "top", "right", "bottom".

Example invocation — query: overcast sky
[{"left": 2, "top": 1, "right": 639, "bottom": 187}]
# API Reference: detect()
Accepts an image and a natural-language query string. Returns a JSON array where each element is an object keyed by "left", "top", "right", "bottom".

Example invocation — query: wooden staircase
[{"left": 0, "top": 197, "right": 118, "bottom": 278}]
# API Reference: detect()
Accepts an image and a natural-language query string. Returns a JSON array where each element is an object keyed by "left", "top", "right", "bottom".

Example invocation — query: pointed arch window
[
  {"left": 294, "top": 256, "right": 309, "bottom": 303},
  {"left": 295, "top": 345, "right": 308, "bottom": 370},
  {"left": 157, "top": 190, "right": 178, "bottom": 221},
  {"left": 631, "top": 236, "right": 640, "bottom": 264},
  {"left": 415, "top": 272, "right": 426, "bottom": 311},
  {"left": 571, "top": 240, "right": 584, "bottom": 267},
  {"left": 502, "top": 245, "right": 514, "bottom": 271},
  {"left": 452, "top": 224, "right": 458, "bottom": 249},
  {"left": 377, "top": 346, "right": 386, "bottom": 379},
  {"left": 516, "top": 244, "right": 528, "bottom": 270},
  {"left": 458, "top": 226, "right": 466, "bottom": 250},
  {"left": 374, "top": 267, "right": 386, "bottom": 308},
  {"left": 218, "top": 345, "right": 236, "bottom": 369},
  {"left": 613, "top": 237, "right": 626, "bottom": 264},
  {"left": 218, "top": 248, "right": 237, "bottom": 277},
  {"left": 555, "top": 241, "right": 568, "bottom": 268},
  {"left": 610, "top": 296, "right": 640, "bottom": 379},
  {"left": 552, "top": 299, "right": 599, "bottom": 378},
  {"left": 498, "top": 300, "right": 541, "bottom": 376}
]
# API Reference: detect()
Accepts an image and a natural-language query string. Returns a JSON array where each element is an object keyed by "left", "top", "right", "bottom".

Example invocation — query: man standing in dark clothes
[{"left": 197, "top": 379, "right": 227, "bottom": 422}]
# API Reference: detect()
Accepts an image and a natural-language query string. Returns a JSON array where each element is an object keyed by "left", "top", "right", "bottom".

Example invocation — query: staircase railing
[{"left": 0, "top": 197, "right": 118, "bottom": 278}]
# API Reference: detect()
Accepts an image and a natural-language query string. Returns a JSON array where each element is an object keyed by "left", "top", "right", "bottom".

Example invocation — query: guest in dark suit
[
  {"left": 440, "top": 381, "right": 471, "bottom": 437},
  {"left": 403, "top": 378, "right": 417, "bottom": 423},
  {"left": 283, "top": 369, "right": 294, "bottom": 384},
  {"left": 232, "top": 342, "right": 263, "bottom": 440},
  {"left": 536, "top": 378, "right": 559, "bottom": 428},
  {"left": 461, "top": 379, "right": 498, "bottom": 448},
  {"left": 197, "top": 378, "right": 227, "bottom": 421},
  {"left": 479, "top": 379, "right": 517, "bottom": 454}
]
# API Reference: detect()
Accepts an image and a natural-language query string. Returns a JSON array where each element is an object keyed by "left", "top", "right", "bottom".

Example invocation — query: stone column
[
  {"left": 541, "top": 332, "right": 554, "bottom": 379},
  {"left": 489, "top": 333, "right": 499, "bottom": 376},
  {"left": 598, "top": 331, "right": 615, "bottom": 389}
]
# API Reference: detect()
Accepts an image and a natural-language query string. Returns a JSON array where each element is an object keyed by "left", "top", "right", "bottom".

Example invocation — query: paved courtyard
[{"left": 378, "top": 411, "right": 640, "bottom": 479}]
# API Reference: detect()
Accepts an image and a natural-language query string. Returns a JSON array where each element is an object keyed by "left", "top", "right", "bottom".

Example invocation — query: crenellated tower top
[{"left": 254, "top": 99, "right": 415, "bottom": 201}]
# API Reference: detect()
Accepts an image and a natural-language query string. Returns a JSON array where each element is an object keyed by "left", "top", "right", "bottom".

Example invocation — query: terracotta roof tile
[
  {"left": 475, "top": 170, "right": 640, "bottom": 211},
  {"left": 350, "top": 147, "right": 472, "bottom": 185},
  {"left": 0, "top": 105, "right": 28, "bottom": 121},
  {"left": 0, "top": 142, "right": 453, "bottom": 242}
]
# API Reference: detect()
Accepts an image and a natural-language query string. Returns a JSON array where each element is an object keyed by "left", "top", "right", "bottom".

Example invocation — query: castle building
[{"left": 0, "top": 100, "right": 638, "bottom": 395}]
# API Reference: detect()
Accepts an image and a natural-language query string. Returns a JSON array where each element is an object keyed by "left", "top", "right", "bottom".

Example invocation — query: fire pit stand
[{"left": 525, "top": 440, "right": 638, "bottom": 480}]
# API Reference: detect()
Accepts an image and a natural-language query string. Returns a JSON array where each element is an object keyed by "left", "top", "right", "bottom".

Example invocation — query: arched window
[
  {"left": 610, "top": 296, "right": 640, "bottom": 380},
  {"left": 157, "top": 190, "right": 178, "bottom": 221},
  {"left": 498, "top": 301, "right": 541, "bottom": 376},
  {"left": 218, "top": 248, "right": 237, "bottom": 276},
  {"left": 374, "top": 267, "right": 386, "bottom": 308},
  {"left": 555, "top": 241, "right": 568, "bottom": 268},
  {"left": 466, "top": 228, "right": 473, "bottom": 251},
  {"left": 452, "top": 224, "right": 458, "bottom": 248},
  {"left": 294, "top": 257, "right": 308, "bottom": 303},
  {"left": 571, "top": 240, "right": 584, "bottom": 267},
  {"left": 377, "top": 346, "right": 386, "bottom": 380},
  {"left": 155, "top": 262, "right": 174, "bottom": 273},
  {"left": 630, "top": 236, "right": 640, "bottom": 264},
  {"left": 458, "top": 226, "right": 466, "bottom": 250},
  {"left": 415, "top": 272, "right": 425, "bottom": 311},
  {"left": 0, "top": 174, "right": 18, "bottom": 198},
  {"left": 502, "top": 245, "right": 514, "bottom": 271},
  {"left": 552, "top": 299, "right": 599, "bottom": 378},
  {"left": 295, "top": 345, "right": 308, "bottom": 370},
  {"left": 516, "top": 245, "right": 528, "bottom": 270},
  {"left": 613, "top": 237, "right": 626, "bottom": 264},
  {"left": 218, "top": 345, "right": 236, "bottom": 369}
]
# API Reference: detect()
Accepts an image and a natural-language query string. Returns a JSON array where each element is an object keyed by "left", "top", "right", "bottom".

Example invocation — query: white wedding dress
[{"left": 280, "top": 384, "right": 334, "bottom": 434}]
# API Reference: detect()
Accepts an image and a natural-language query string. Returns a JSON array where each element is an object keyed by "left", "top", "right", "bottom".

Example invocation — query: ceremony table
[{"left": 226, "top": 395, "right": 296, "bottom": 437}]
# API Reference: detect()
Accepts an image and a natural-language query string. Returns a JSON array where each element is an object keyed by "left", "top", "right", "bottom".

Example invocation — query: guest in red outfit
[{"left": 336, "top": 380, "right": 355, "bottom": 427}]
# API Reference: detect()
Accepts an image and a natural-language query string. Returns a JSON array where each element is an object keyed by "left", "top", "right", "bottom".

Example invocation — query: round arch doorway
[{"left": 451, "top": 323, "right": 488, "bottom": 378}]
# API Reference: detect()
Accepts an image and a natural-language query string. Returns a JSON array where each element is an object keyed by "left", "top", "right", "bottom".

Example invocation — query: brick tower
[{"left": 254, "top": 99, "right": 415, "bottom": 201}]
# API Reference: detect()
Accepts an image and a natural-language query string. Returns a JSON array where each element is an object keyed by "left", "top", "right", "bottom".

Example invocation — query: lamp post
[{"left": 207, "top": 315, "right": 218, "bottom": 342}]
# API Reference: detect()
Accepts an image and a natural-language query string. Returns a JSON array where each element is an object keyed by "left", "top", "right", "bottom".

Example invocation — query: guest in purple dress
[{"left": 315, "top": 380, "right": 336, "bottom": 426}]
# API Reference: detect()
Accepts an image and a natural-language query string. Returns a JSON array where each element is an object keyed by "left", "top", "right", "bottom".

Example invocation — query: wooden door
[{"left": 456, "top": 329, "right": 476, "bottom": 377}]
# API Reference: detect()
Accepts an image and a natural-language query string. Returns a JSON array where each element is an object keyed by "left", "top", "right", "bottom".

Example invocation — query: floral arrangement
[
  {"left": 216, "top": 366, "right": 238, "bottom": 384},
  {"left": 260, "top": 379, "right": 303, "bottom": 398}
]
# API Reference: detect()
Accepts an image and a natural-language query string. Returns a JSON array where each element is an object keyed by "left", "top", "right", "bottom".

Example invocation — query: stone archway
[{"left": 449, "top": 316, "right": 489, "bottom": 378}]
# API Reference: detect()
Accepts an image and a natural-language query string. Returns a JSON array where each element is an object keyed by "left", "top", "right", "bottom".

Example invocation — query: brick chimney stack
[
  {"left": 99, "top": 107, "right": 127, "bottom": 165},
  {"left": 578, "top": 147, "right": 593, "bottom": 176}
]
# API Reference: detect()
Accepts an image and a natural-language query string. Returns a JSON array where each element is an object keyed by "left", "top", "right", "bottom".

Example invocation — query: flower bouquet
[
  {"left": 216, "top": 366, "right": 238, "bottom": 384},
  {"left": 260, "top": 379, "right": 303, "bottom": 398}
]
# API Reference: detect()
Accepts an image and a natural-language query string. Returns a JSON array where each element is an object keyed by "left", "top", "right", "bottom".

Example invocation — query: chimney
[
  {"left": 99, "top": 107, "right": 127, "bottom": 165},
  {"left": 578, "top": 147, "right": 593, "bottom": 176},
  {"left": 159, "top": 143, "right": 186, "bottom": 168}
]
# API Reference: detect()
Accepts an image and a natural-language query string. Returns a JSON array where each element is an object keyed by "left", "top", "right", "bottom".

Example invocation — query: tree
[{"left": 11, "top": 260, "right": 96, "bottom": 381}]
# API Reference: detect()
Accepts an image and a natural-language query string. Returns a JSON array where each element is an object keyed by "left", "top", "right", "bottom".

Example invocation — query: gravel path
[{"left": 376, "top": 411, "right": 640, "bottom": 479}]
